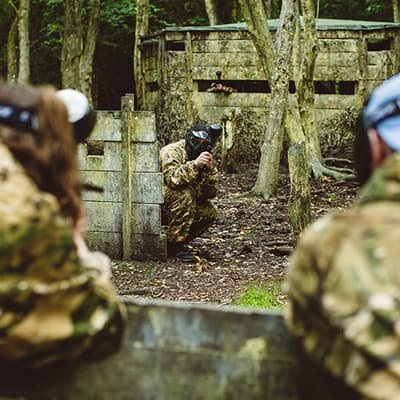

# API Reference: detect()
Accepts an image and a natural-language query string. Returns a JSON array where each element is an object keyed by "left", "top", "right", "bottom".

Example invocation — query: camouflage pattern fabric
[
  {"left": 0, "top": 144, "right": 126, "bottom": 368},
  {"left": 160, "top": 139, "right": 218, "bottom": 243},
  {"left": 285, "top": 152, "right": 400, "bottom": 399}
]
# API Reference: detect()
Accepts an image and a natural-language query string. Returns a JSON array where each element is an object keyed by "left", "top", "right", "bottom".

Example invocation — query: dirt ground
[{"left": 111, "top": 165, "right": 358, "bottom": 304}]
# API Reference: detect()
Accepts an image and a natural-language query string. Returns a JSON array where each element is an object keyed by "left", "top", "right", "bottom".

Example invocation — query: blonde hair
[{"left": 0, "top": 83, "right": 82, "bottom": 226}]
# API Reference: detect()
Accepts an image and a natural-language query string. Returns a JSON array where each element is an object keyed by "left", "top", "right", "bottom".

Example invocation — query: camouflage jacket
[
  {"left": 160, "top": 139, "right": 218, "bottom": 200},
  {"left": 0, "top": 144, "right": 125, "bottom": 368},
  {"left": 285, "top": 152, "right": 400, "bottom": 400}
]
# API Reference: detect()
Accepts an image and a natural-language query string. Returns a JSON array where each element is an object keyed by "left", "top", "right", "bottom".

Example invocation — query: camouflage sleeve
[
  {"left": 197, "top": 166, "right": 218, "bottom": 199},
  {"left": 161, "top": 146, "right": 200, "bottom": 189},
  {"left": 0, "top": 146, "right": 126, "bottom": 368},
  {"left": 285, "top": 213, "right": 400, "bottom": 399}
]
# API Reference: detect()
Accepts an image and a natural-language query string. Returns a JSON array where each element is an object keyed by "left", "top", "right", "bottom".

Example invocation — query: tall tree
[
  {"left": 134, "top": 0, "right": 149, "bottom": 109},
  {"left": 204, "top": 0, "right": 218, "bottom": 25},
  {"left": 61, "top": 0, "right": 83, "bottom": 89},
  {"left": 17, "top": 0, "right": 30, "bottom": 84},
  {"left": 240, "top": 0, "right": 297, "bottom": 200},
  {"left": 7, "top": 1, "right": 18, "bottom": 83},
  {"left": 394, "top": 0, "right": 400, "bottom": 22},
  {"left": 61, "top": 0, "right": 100, "bottom": 103},
  {"left": 80, "top": 0, "right": 100, "bottom": 104}
]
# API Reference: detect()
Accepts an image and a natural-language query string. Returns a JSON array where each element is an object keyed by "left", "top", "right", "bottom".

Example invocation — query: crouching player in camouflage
[
  {"left": 160, "top": 124, "right": 222, "bottom": 258},
  {"left": 0, "top": 83, "right": 125, "bottom": 368},
  {"left": 286, "top": 73, "right": 400, "bottom": 399}
]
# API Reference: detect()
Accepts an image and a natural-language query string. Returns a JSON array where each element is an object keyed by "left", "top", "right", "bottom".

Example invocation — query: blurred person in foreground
[
  {"left": 160, "top": 124, "right": 221, "bottom": 260},
  {"left": 285, "top": 73, "right": 400, "bottom": 399},
  {"left": 0, "top": 83, "right": 125, "bottom": 369}
]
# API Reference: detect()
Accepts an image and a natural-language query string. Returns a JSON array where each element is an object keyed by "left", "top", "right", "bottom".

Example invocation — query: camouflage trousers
[{"left": 163, "top": 186, "right": 217, "bottom": 244}]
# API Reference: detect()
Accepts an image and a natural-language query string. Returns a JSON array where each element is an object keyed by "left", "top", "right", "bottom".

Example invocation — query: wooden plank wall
[
  {"left": 79, "top": 111, "right": 123, "bottom": 259},
  {"left": 78, "top": 100, "right": 167, "bottom": 261}
]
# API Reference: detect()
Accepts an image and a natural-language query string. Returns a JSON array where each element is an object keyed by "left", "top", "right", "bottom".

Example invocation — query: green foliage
[
  {"left": 326, "top": 192, "right": 337, "bottom": 203},
  {"left": 235, "top": 280, "right": 284, "bottom": 310},
  {"left": 319, "top": 0, "right": 392, "bottom": 21}
]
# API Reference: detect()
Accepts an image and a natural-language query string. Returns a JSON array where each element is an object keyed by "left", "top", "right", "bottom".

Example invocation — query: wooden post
[{"left": 121, "top": 94, "right": 135, "bottom": 260}]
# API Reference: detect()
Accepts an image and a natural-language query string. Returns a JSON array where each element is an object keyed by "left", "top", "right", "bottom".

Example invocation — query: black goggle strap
[
  {"left": 371, "top": 98, "right": 400, "bottom": 127},
  {"left": 0, "top": 103, "right": 38, "bottom": 132}
]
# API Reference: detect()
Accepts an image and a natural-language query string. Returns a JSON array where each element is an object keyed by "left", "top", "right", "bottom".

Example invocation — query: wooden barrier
[
  {"left": 78, "top": 95, "right": 167, "bottom": 260},
  {"left": 0, "top": 298, "right": 357, "bottom": 400}
]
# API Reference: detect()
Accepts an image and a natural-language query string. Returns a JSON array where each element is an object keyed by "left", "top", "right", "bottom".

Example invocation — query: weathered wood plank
[
  {"left": 192, "top": 92, "right": 358, "bottom": 109},
  {"left": 85, "top": 231, "right": 122, "bottom": 259},
  {"left": 367, "top": 50, "right": 392, "bottom": 65},
  {"left": 191, "top": 31, "right": 251, "bottom": 41},
  {"left": 131, "top": 204, "right": 161, "bottom": 234},
  {"left": 145, "top": 68, "right": 158, "bottom": 83},
  {"left": 84, "top": 201, "right": 122, "bottom": 233},
  {"left": 78, "top": 142, "right": 123, "bottom": 172},
  {"left": 132, "top": 111, "right": 157, "bottom": 142},
  {"left": 192, "top": 39, "right": 257, "bottom": 53},
  {"left": 81, "top": 171, "right": 123, "bottom": 202},
  {"left": 314, "top": 65, "right": 361, "bottom": 80},
  {"left": 318, "top": 38, "right": 359, "bottom": 52},
  {"left": 193, "top": 65, "right": 267, "bottom": 80},
  {"left": 131, "top": 173, "right": 164, "bottom": 204},
  {"left": 131, "top": 143, "right": 159, "bottom": 172},
  {"left": 91, "top": 111, "right": 121, "bottom": 141},
  {"left": 131, "top": 233, "right": 167, "bottom": 260}
]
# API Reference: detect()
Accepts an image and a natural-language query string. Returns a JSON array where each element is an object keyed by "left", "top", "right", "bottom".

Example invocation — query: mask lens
[{"left": 192, "top": 130, "right": 208, "bottom": 140}]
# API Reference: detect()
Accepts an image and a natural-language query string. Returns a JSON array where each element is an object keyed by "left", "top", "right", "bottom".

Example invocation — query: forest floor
[{"left": 111, "top": 165, "right": 358, "bottom": 305}]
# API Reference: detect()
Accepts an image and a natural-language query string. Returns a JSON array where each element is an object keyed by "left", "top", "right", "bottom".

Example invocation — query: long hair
[{"left": 0, "top": 83, "right": 82, "bottom": 226}]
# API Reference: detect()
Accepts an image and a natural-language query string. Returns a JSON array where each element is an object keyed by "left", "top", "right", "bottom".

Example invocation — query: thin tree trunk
[
  {"left": 251, "top": 0, "right": 298, "bottom": 200},
  {"left": 79, "top": 0, "right": 101, "bottom": 104},
  {"left": 239, "top": 0, "right": 275, "bottom": 79},
  {"left": 204, "top": 0, "right": 218, "bottom": 25},
  {"left": 7, "top": 12, "right": 18, "bottom": 83},
  {"left": 61, "top": 0, "right": 83, "bottom": 89},
  {"left": 394, "top": 0, "right": 400, "bottom": 22},
  {"left": 134, "top": 0, "right": 149, "bottom": 110},
  {"left": 288, "top": 142, "right": 311, "bottom": 234},
  {"left": 17, "top": 0, "right": 30, "bottom": 84},
  {"left": 297, "top": 0, "right": 322, "bottom": 177},
  {"left": 263, "top": 0, "right": 272, "bottom": 18}
]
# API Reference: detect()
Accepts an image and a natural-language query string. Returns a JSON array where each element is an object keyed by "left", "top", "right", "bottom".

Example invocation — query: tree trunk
[
  {"left": 263, "top": 0, "right": 272, "bottom": 18},
  {"left": 79, "top": 0, "right": 101, "bottom": 104},
  {"left": 17, "top": 0, "right": 30, "bottom": 84},
  {"left": 251, "top": 0, "right": 297, "bottom": 200},
  {"left": 134, "top": 0, "right": 149, "bottom": 110},
  {"left": 394, "top": 0, "right": 400, "bottom": 22},
  {"left": 204, "top": 0, "right": 218, "bottom": 25},
  {"left": 239, "top": 0, "right": 275, "bottom": 79},
  {"left": 288, "top": 142, "right": 311, "bottom": 235},
  {"left": 297, "top": 0, "right": 322, "bottom": 177},
  {"left": 61, "top": 0, "right": 83, "bottom": 89},
  {"left": 7, "top": 13, "right": 18, "bottom": 83}
]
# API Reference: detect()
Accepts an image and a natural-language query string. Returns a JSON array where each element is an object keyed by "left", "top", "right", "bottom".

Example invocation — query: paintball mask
[
  {"left": 56, "top": 89, "right": 96, "bottom": 143},
  {"left": 185, "top": 123, "right": 222, "bottom": 160}
]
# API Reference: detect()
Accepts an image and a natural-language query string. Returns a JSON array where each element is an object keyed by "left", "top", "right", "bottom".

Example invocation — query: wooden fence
[{"left": 78, "top": 94, "right": 167, "bottom": 260}]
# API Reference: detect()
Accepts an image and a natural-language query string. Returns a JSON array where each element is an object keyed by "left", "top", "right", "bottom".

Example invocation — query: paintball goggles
[{"left": 185, "top": 123, "right": 222, "bottom": 160}]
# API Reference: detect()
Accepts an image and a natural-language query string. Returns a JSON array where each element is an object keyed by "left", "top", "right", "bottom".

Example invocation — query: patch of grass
[{"left": 234, "top": 280, "right": 285, "bottom": 310}]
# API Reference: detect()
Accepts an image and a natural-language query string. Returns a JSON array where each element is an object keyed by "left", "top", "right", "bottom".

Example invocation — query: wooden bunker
[{"left": 139, "top": 19, "right": 400, "bottom": 166}]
